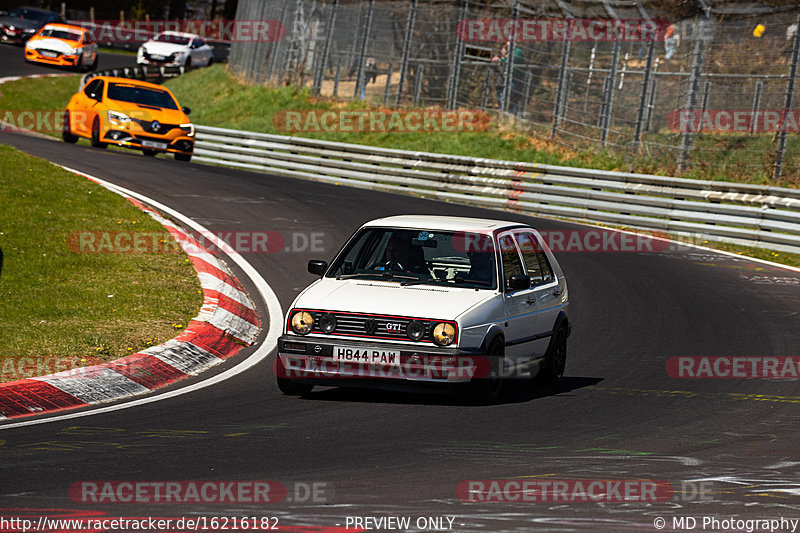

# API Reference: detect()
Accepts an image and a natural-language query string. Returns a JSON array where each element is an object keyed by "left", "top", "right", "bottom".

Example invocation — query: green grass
[
  {"left": 0, "top": 74, "right": 80, "bottom": 139},
  {"left": 0, "top": 145, "right": 202, "bottom": 381}
]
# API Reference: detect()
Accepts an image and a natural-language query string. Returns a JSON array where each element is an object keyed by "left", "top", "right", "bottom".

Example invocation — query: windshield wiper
[
  {"left": 336, "top": 272, "right": 420, "bottom": 282},
  {"left": 401, "top": 277, "right": 492, "bottom": 287}
]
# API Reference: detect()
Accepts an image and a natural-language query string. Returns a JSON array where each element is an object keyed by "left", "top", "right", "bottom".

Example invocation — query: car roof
[
  {"left": 154, "top": 31, "right": 199, "bottom": 39},
  {"left": 86, "top": 76, "right": 175, "bottom": 92},
  {"left": 41, "top": 23, "right": 86, "bottom": 33},
  {"left": 361, "top": 215, "right": 529, "bottom": 232}
]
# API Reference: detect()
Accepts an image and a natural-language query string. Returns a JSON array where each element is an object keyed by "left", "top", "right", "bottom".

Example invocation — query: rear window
[{"left": 106, "top": 83, "right": 179, "bottom": 110}]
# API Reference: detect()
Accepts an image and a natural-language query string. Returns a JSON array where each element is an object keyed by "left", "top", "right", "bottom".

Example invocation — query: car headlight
[
  {"left": 290, "top": 311, "right": 314, "bottom": 335},
  {"left": 108, "top": 110, "right": 131, "bottom": 126},
  {"left": 179, "top": 122, "right": 195, "bottom": 137},
  {"left": 432, "top": 322, "right": 456, "bottom": 346},
  {"left": 318, "top": 313, "right": 336, "bottom": 334},
  {"left": 74, "top": 47, "right": 84, "bottom": 56},
  {"left": 407, "top": 320, "right": 425, "bottom": 341}
]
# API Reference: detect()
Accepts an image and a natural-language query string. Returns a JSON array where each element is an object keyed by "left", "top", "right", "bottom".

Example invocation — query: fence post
[
  {"left": 700, "top": 79, "right": 711, "bottom": 122},
  {"left": 354, "top": 0, "right": 375, "bottom": 100},
  {"left": 551, "top": 39, "right": 572, "bottom": 137},
  {"left": 676, "top": 15, "right": 709, "bottom": 173},
  {"left": 522, "top": 70, "right": 532, "bottom": 117},
  {"left": 395, "top": 0, "right": 418, "bottom": 107},
  {"left": 414, "top": 64, "right": 424, "bottom": 105},
  {"left": 502, "top": 0, "right": 520, "bottom": 114},
  {"left": 266, "top": 0, "right": 290, "bottom": 81},
  {"left": 313, "top": 0, "right": 338, "bottom": 95},
  {"left": 583, "top": 44, "right": 596, "bottom": 113},
  {"left": 645, "top": 57, "right": 660, "bottom": 131},
  {"left": 773, "top": 7, "right": 800, "bottom": 181},
  {"left": 447, "top": 0, "right": 468, "bottom": 110},
  {"left": 634, "top": 40, "right": 655, "bottom": 146},
  {"left": 598, "top": 75, "right": 610, "bottom": 127},
  {"left": 383, "top": 61, "right": 393, "bottom": 106},
  {"left": 601, "top": 40, "right": 621, "bottom": 146},
  {"left": 750, "top": 78, "right": 763, "bottom": 134}
]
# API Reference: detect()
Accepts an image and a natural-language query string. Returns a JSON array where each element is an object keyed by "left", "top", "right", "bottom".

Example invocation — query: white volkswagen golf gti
[{"left": 276, "top": 215, "right": 570, "bottom": 402}]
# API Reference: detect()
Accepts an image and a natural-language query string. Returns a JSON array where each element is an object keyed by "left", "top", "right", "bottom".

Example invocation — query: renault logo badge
[{"left": 151, "top": 120, "right": 161, "bottom": 132}]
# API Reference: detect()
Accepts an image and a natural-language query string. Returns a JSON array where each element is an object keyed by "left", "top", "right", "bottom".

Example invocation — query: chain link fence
[{"left": 229, "top": 0, "right": 800, "bottom": 184}]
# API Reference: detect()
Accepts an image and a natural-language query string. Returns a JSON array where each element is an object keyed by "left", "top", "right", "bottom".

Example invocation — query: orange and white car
[
  {"left": 62, "top": 76, "right": 194, "bottom": 161},
  {"left": 24, "top": 23, "right": 97, "bottom": 71}
]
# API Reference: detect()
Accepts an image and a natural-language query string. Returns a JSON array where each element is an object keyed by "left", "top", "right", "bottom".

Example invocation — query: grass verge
[{"left": 0, "top": 145, "right": 202, "bottom": 381}]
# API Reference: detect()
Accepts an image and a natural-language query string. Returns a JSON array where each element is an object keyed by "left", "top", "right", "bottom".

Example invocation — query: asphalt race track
[{"left": 2, "top": 52, "right": 800, "bottom": 532}]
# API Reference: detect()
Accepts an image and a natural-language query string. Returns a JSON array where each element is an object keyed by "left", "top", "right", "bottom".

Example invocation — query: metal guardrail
[
  {"left": 193, "top": 125, "right": 800, "bottom": 254},
  {"left": 79, "top": 65, "right": 191, "bottom": 89}
]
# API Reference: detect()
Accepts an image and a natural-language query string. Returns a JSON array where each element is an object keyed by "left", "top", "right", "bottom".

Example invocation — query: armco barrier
[
  {"left": 80, "top": 65, "right": 191, "bottom": 89},
  {"left": 192, "top": 125, "right": 800, "bottom": 254}
]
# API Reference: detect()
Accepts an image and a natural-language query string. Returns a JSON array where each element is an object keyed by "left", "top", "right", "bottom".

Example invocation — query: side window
[
  {"left": 516, "top": 232, "right": 554, "bottom": 286},
  {"left": 83, "top": 79, "right": 100, "bottom": 98},
  {"left": 83, "top": 32, "right": 95, "bottom": 45},
  {"left": 498, "top": 233, "right": 524, "bottom": 290}
]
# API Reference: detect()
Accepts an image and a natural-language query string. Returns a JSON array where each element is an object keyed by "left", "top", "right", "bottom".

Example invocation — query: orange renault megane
[
  {"left": 62, "top": 76, "right": 194, "bottom": 161},
  {"left": 25, "top": 23, "right": 98, "bottom": 71}
]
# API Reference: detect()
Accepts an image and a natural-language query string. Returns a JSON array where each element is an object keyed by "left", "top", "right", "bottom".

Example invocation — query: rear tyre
[
  {"left": 537, "top": 326, "right": 567, "bottom": 384},
  {"left": 61, "top": 110, "right": 78, "bottom": 144},
  {"left": 90, "top": 117, "right": 107, "bottom": 148}
]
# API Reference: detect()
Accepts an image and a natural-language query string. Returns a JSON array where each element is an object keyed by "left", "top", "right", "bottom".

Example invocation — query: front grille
[
  {"left": 131, "top": 118, "right": 180, "bottom": 134},
  {"left": 301, "top": 311, "right": 452, "bottom": 343}
]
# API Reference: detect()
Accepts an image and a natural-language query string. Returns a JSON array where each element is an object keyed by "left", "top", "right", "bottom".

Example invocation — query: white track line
[{"left": 0, "top": 167, "right": 283, "bottom": 430}]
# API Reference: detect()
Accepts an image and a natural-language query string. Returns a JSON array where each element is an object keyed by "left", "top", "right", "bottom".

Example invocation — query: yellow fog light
[
  {"left": 290, "top": 311, "right": 314, "bottom": 335},
  {"left": 432, "top": 322, "right": 456, "bottom": 346}
]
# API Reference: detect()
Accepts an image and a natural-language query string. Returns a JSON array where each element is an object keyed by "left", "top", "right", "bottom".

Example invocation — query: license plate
[
  {"left": 333, "top": 346, "right": 401, "bottom": 366},
  {"left": 40, "top": 50, "right": 57, "bottom": 57},
  {"left": 151, "top": 55, "right": 165, "bottom": 60},
  {"left": 141, "top": 140, "right": 167, "bottom": 149}
]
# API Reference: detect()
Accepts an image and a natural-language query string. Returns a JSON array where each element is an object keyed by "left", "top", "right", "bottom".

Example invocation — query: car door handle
[
  {"left": 525, "top": 297, "right": 536, "bottom": 305},
  {"left": 552, "top": 287, "right": 563, "bottom": 296}
]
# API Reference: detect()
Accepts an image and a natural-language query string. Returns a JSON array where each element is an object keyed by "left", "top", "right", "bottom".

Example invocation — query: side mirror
[
  {"left": 308, "top": 260, "right": 328, "bottom": 276},
  {"left": 506, "top": 274, "right": 531, "bottom": 291},
  {"left": 89, "top": 92, "right": 101, "bottom": 101},
  {"left": 182, "top": 106, "right": 191, "bottom": 115}
]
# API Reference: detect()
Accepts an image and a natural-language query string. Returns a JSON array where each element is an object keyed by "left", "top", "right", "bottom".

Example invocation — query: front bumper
[
  {"left": 277, "top": 336, "right": 486, "bottom": 386},
  {"left": 103, "top": 129, "right": 194, "bottom": 154},
  {"left": 25, "top": 48, "right": 80, "bottom": 67}
]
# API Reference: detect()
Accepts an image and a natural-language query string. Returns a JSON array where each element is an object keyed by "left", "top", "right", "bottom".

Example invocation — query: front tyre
[
  {"left": 472, "top": 339, "right": 504, "bottom": 404},
  {"left": 62, "top": 110, "right": 78, "bottom": 143},
  {"left": 175, "top": 152, "right": 192, "bottom": 162},
  {"left": 90, "top": 117, "right": 107, "bottom": 148},
  {"left": 275, "top": 356, "right": 314, "bottom": 396}
]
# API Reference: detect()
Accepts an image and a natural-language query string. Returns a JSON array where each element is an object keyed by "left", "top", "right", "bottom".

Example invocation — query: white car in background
[
  {"left": 276, "top": 215, "right": 571, "bottom": 403},
  {"left": 136, "top": 31, "right": 213, "bottom": 67}
]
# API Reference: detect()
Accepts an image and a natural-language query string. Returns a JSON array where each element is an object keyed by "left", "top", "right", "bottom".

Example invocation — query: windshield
[
  {"left": 107, "top": 83, "right": 179, "bottom": 110},
  {"left": 154, "top": 33, "right": 191, "bottom": 45},
  {"left": 327, "top": 228, "right": 498, "bottom": 289},
  {"left": 39, "top": 27, "right": 81, "bottom": 41},
  {"left": 8, "top": 8, "right": 46, "bottom": 21}
]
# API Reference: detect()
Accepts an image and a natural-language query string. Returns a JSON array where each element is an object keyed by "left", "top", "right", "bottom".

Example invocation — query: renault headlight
[
  {"left": 108, "top": 110, "right": 131, "bottom": 126},
  {"left": 179, "top": 122, "right": 195, "bottom": 136}
]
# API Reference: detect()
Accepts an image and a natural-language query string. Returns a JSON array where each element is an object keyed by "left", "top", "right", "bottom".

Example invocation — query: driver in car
[{"left": 384, "top": 234, "right": 429, "bottom": 275}]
